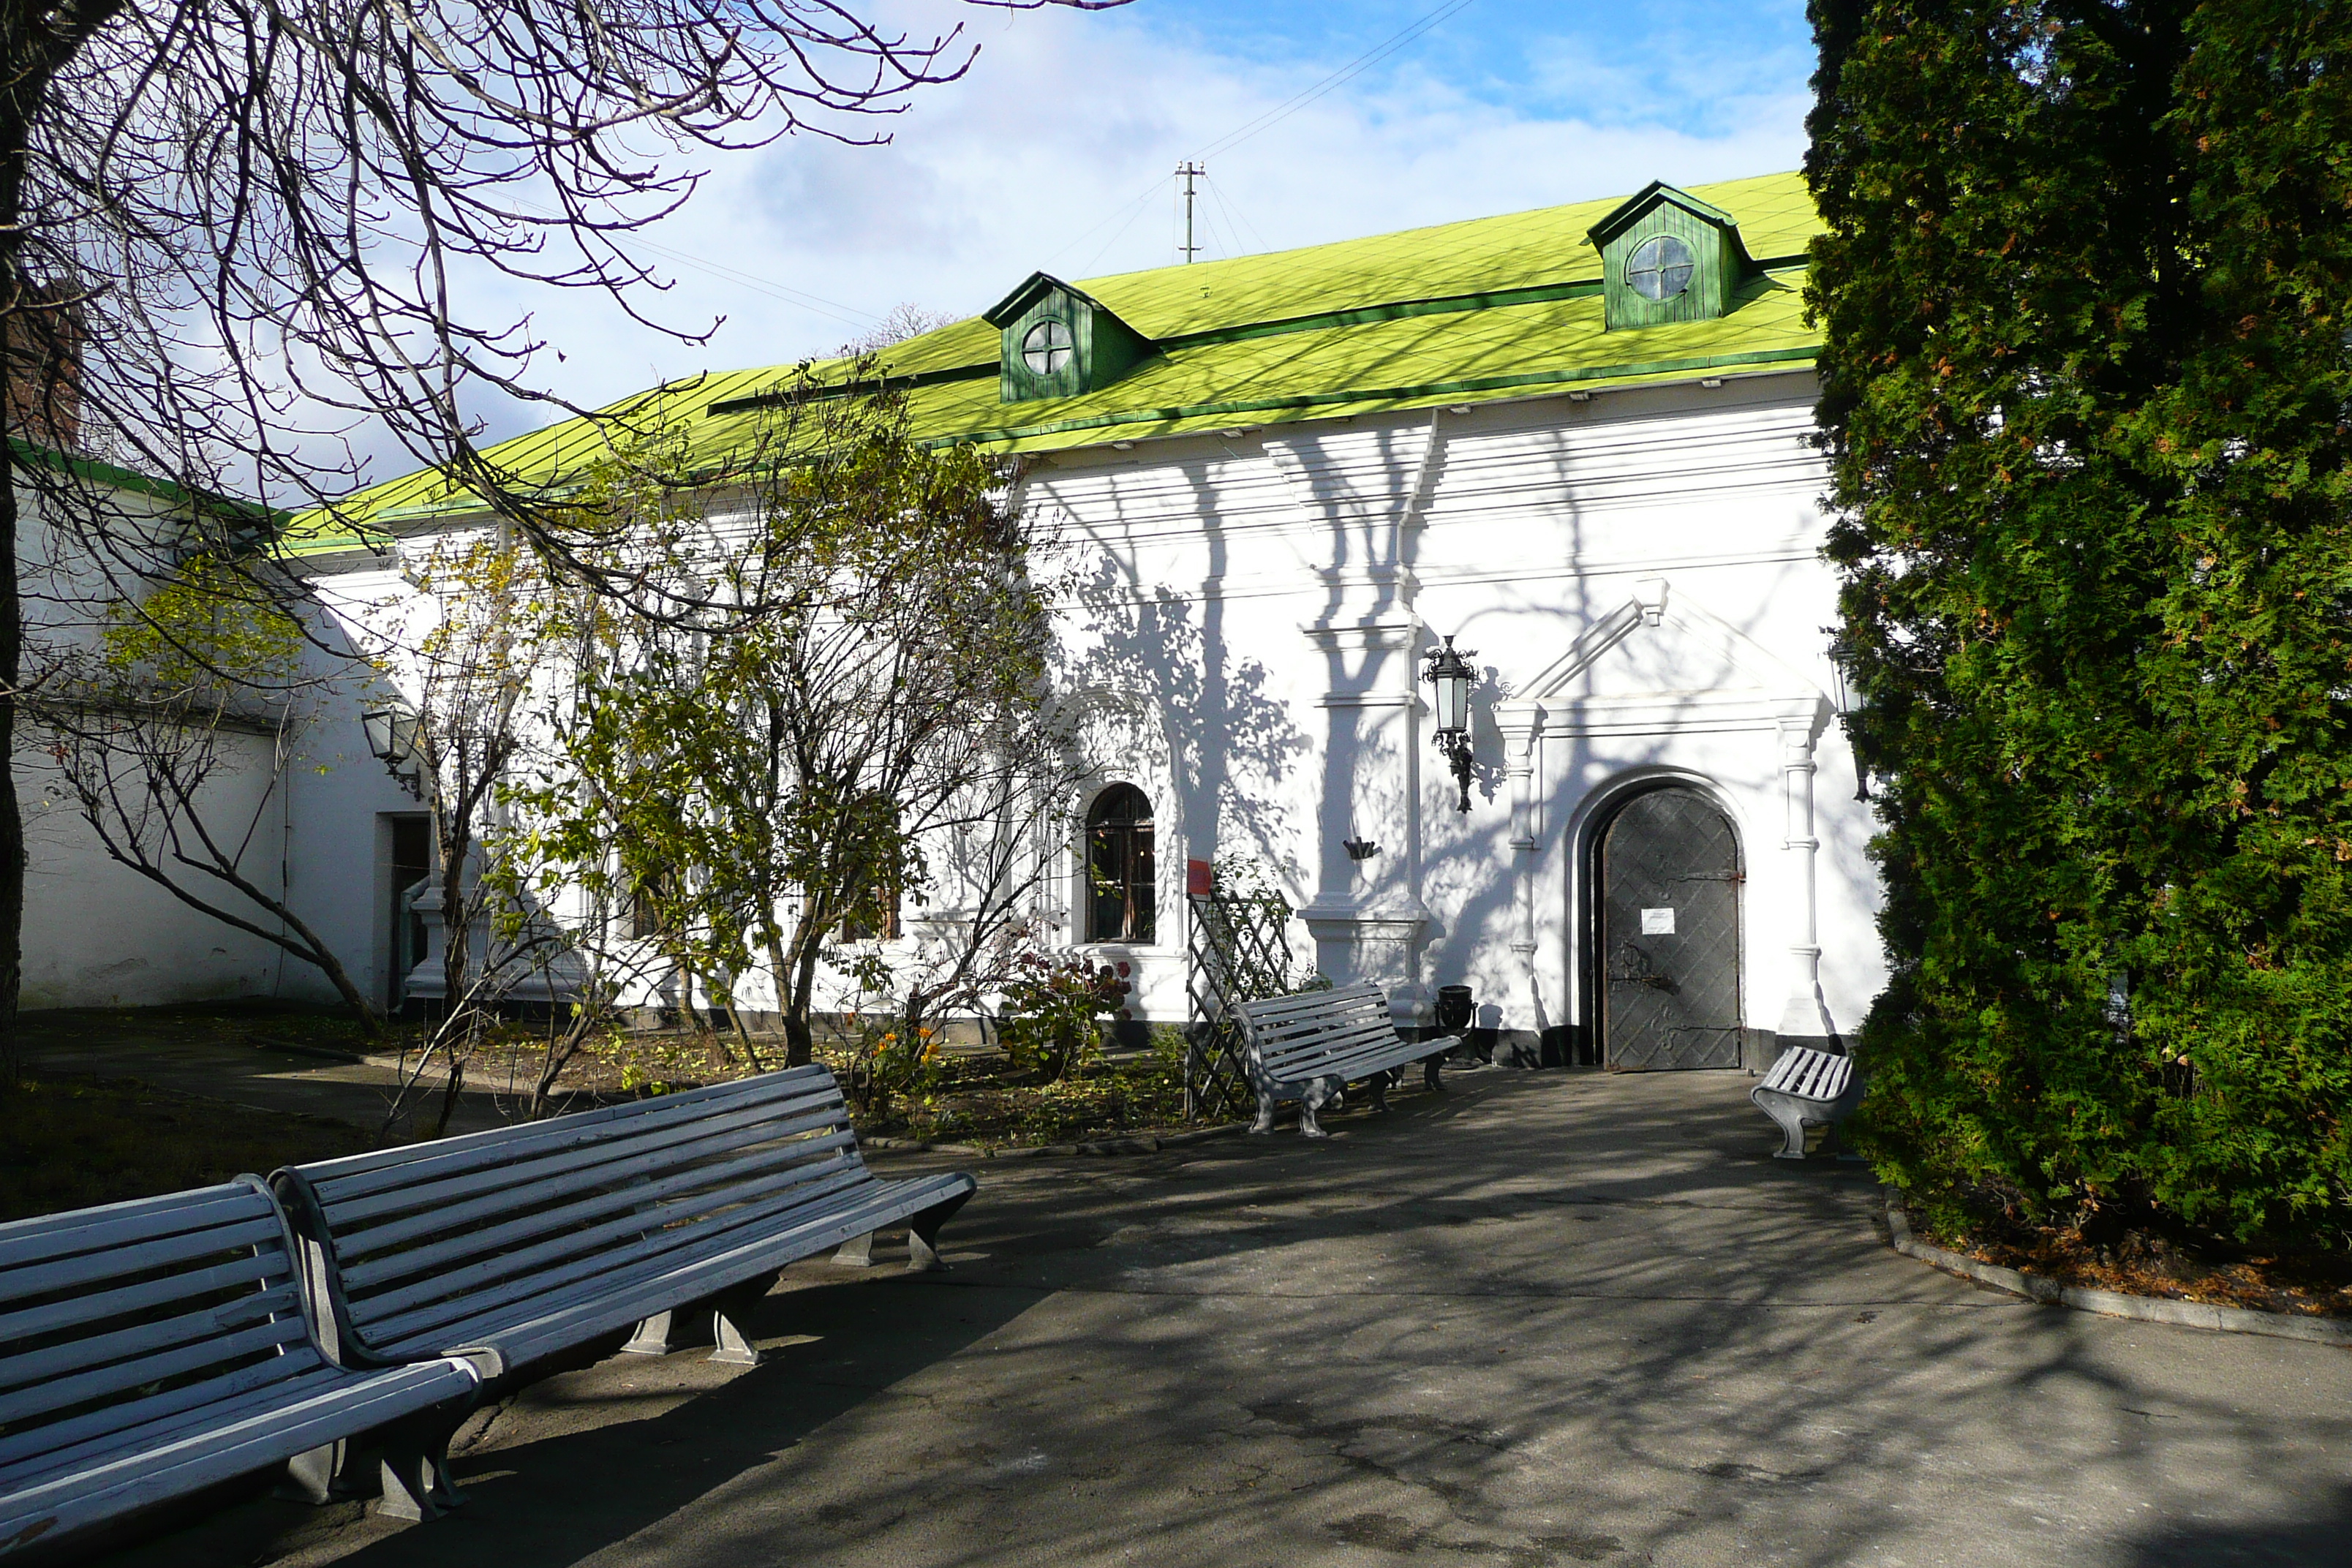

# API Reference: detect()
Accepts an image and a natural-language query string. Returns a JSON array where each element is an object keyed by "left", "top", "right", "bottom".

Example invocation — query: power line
[
  {"left": 1205, "top": 174, "right": 1273, "bottom": 257},
  {"left": 1194, "top": 0, "right": 1476, "bottom": 163},
  {"left": 1073, "top": 190, "right": 1157, "bottom": 279}
]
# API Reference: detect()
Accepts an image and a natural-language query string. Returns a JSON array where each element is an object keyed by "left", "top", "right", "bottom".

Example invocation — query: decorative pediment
[{"left": 1498, "top": 578, "right": 1829, "bottom": 738}]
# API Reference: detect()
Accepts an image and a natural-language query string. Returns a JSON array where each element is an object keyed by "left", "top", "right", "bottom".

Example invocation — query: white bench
[
  {"left": 1751, "top": 1045, "right": 1865, "bottom": 1159},
  {"left": 270, "top": 1066, "right": 974, "bottom": 1504},
  {"left": 1237, "top": 982, "right": 1441, "bottom": 1138},
  {"left": 0, "top": 1179, "right": 485, "bottom": 1553}
]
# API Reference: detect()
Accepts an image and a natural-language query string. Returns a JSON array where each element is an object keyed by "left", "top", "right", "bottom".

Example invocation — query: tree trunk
[
  {"left": 764, "top": 932, "right": 796, "bottom": 1064},
  {"left": 0, "top": 433, "right": 22, "bottom": 1091},
  {"left": 0, "top": 135, "right": 26, "bottom": 1090},
  {"left": 783, "top": 931, "right": 823, "bottom": 1068}
]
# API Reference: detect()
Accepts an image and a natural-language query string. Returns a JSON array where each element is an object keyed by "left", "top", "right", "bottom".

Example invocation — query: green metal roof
[{"left": 293, "top": 170, "right": 1821, "bottom": 552}]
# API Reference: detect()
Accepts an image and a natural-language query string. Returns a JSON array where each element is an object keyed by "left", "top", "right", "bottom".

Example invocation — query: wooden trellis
[{"left": 1184, "top": 889, "right": 1295, "bottom": 1120}]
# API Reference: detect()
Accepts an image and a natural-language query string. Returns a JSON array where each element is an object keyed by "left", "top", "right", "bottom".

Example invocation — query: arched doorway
[{"left": 1595, "top": 788, "right": 1742, "bottom": 1070}]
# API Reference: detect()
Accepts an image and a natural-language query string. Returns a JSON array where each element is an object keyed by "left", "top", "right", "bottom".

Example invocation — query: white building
[{"left": 110, "top": 169, "right": 1883, "bottom": 1070}]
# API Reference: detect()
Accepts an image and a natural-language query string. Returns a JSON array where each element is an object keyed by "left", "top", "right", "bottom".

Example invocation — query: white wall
[
  {"left": 1031, "top": 369, "right": 1888, "bottom": 1056},
  {"left": 277, "top": 369, "right": 1891, "bottom": 1058}
]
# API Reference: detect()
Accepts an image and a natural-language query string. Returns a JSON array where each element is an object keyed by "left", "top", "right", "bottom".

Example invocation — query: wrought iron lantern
[
  {"left": 361, "top": 702, "right": 424, "bottom": 801},
  {"left": 1423, "top": 634, "right": 1478, "bottom": 813}
]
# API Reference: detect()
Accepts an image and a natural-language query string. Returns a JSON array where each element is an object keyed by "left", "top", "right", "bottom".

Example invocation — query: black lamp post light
[
  {"left": 1423, "top": 634, "right": 1478, "bottom": 813},
  {"left": 361, "top": 703, "right": 425, "bottom": 801}
]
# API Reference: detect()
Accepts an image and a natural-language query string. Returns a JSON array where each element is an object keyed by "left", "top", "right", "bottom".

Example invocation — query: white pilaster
[
  {"left": 1275, "top": 417, "right": 1444, "bottom": 1024},
  {"left": 1774, "top": 696, "right": 1839, "bottom": 1045}
]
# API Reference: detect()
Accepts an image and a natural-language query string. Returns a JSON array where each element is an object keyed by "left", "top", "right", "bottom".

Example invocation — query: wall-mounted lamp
[
  {"left": 1343, "top": 836, "right": 1379, "bottom": 862},
  {"left": 361, "top": 702, "right": 425, "bottom": 801},
  {"left": 1423, "top": 634, "right": 1478, "bottom": 813},
  {"left": 1825, "top": 639, "right": 1872, "bottom": 802}
]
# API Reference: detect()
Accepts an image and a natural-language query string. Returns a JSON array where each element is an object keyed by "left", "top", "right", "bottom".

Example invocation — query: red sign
[{"left": 1186, "top": 858, "right": 1213, "bottom": 896}]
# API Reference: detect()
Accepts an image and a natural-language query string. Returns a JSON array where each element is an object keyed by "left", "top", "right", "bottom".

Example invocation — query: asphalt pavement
[{"left": 97, "top": 1067, "right": 2352, "bottom": 1568}]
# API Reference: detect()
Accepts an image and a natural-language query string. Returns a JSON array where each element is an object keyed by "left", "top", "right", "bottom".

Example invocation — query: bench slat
[
  {"left": 0, "top": 1212, "right": 284, "bottom": 1311},
  {"left": 465, "top": 1173, "right": 976, "bottom": 1371},
  {"left": 319, "top": 1084, "right": 848, "bottom": 1229},
  {"left": 0, "top": 1188, "right": 271, "bottom": 1274},
  {"left": 354, "top": 1157, "right": 874, "bottom": 1349},
  {"left": 284, "top": 1066, "right": 975, "bottom": 1375},
  {"left": 0, "top": 1254, "right": 287, "bottom": 1352},
  {"left": 0, "top": 1312, "right": 309, "bottom": 1431},
  {"left": 0, "top": 1362, "right": 347, "bottom": 1477},
  {"left": 336, "top": 1128, "right": 859, "bottom": 1294},
  {"left": 0, "top": 1280, "right": 303, "bottom": 1400},
  {"left": 329, "top": 1107, "right": 853, "bottom": 1261},
  {"left": 1763, "top": 1047, "right": 1852, "bottom": 1103},
  {"left": 0, "top": 1358, "right": 478, "bottom": 1551},
  {"left": 301, "top": 1068, "right": 837, "bottom": 1199},
  {"left": 1241, "top": 984, "right": 1386, "bottom": 1021}
]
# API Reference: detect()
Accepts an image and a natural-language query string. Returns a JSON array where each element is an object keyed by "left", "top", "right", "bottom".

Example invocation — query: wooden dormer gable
[
  {"left": 1586, "top": 182, "right": 1757, "bottom": 332},
  {"left": 983, "top": 273, "right": 1156, "bottom": 405}
]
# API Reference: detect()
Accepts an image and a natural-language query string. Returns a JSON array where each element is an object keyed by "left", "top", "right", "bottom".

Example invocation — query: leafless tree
[{"left": 0, "top": 0, "right": 1124, "bottom": 1083}]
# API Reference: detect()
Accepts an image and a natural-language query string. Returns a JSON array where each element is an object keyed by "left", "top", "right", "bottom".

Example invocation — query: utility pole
[{"left": 1176, "top": 161, "right": 1205, "bottom": 263}]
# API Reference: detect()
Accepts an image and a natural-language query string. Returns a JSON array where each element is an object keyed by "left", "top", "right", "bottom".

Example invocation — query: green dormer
[
  {"left": 984, "top": 273, "right": 1156, "bottom": 404},
  {"left": 1586, "top": 182, "right": 1757, "bottom": 332}
]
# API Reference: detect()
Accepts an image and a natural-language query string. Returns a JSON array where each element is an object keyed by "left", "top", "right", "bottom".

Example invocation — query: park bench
[
  {"left": 1237, "top": 982, "right": 1441, "bottom": 1138},
  {"left": 1750, "top": 1045, "right": 1864, "bottom": 1159},
  {"left": 275, "top": 1067, "right": 973, "bottom": 1401},
  {"left": 272, "top": 1066, "right": 976, "bottom": 1401},
  {"left": 0, "top": 1178, "right": 486, "bottom": 1556}
]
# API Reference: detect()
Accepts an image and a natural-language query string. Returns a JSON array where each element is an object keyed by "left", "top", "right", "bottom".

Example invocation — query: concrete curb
[
  {"left": 1883, "top": 1191, "right": 2352, "bottom": 1347},
  {"left": 864, "top": 1122, "right": 1251, "bottom": 1161}
]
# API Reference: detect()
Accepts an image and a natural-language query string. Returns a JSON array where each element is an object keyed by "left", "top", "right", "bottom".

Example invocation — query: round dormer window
[
  {"left": 1626, "top": 235, "right": 1696, "bottom": 302},
  {"left": 1021, "top": 318, "right": 1075, "bottom": 375}
]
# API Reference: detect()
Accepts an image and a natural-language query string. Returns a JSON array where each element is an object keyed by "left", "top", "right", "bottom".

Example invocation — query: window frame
[{"left": 1082, "top": 782, "right": 1156, "bottom": 946}]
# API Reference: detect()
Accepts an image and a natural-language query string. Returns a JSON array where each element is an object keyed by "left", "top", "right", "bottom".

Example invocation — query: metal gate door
[{"left": 1599, "top": 788, "right": 1741, "bottom": 1070}]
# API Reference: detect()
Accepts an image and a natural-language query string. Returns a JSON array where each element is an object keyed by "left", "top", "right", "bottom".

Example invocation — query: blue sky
[{"left": 422, "top": 0, "right": 1818, "bottom": 459}]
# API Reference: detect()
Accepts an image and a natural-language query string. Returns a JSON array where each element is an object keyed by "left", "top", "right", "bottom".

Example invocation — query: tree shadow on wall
[{"left": 1059, "top": 549, "right": 1309, "bottom": 889}]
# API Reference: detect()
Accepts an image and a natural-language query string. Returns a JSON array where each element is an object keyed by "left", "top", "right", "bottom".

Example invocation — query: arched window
[{"left": 1085, "top": 783, "right": 1155, "bottom": 944}]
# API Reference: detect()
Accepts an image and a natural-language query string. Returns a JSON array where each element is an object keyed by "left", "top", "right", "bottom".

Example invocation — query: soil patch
[
  {"left": 1921, "top": 1213, "right": 2352, "bottom": 1320},
  {"left": 0, "top": 1074, "right": 379, "bottom": 1224}
]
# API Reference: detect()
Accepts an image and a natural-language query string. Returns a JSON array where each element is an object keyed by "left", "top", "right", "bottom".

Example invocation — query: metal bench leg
[
  {"left": 622, "top": 1308, "right": 678, "bottom": 1355},
  {"left": 907, "top": 1188, "right": 973, "bottom": 1273},
  {"left": 710, "top": 1274, "right": 780, "bottom": 1365},
  {"left": 1752, "top": 1089, "right": 1812, "bottom": 1159},
  {"left": 1250, "top": 1085, "right": 1278, "bottom": 1134},
  {"left": 834, "top": 1231, "right": 877, "bottom": 1267},
  {"left": 373, "top": 1406, "right": 468, "bottom": 1522},
  {"left": 1298, "top": 1077, "right": 1336, "bottom": 1139},
  {"left": 1423, "top": 1051, "right": 1447, "bottom": 1092},
  {"left": 279, "top": 1439, "right": 350, "bottom": 1504},
  {"left": 1367, "top": 1071, "right": 1392, "bottom": 1113}
]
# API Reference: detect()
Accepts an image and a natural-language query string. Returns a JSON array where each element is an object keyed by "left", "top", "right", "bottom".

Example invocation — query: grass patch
[{"left": 0, "top": 1075, "right": 379, "bottom": 1224}]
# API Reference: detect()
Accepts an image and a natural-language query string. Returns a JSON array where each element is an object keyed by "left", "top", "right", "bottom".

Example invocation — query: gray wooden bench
[
  {"left": 0, "top": 1178, "right": 485, "bottom": 1556},
  {"left": 1751, "top": 1045, "right": 1865, "bottom": 1159},
  {"left": 1237, "top": 982, "right": 1441, "bottom": 1138},
  {"left": 271, "top": 1066, "right": 974, "bottom": 1404}
]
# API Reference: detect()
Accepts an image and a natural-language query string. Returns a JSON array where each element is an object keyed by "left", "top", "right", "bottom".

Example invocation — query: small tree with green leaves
[{"left": 507, "top": 379, "right": 1071, "bottom": 1074}]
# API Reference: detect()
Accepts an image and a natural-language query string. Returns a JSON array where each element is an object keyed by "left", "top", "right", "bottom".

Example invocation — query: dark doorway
[
  {"left": 1597, "top": 788, "right": 1741, "bottom": 1070},
  {"left": 387, "top": 815, "right": 431, "bottom": 1012}
]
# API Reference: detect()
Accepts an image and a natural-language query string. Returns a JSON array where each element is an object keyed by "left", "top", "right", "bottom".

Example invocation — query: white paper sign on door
[{"left": 1640, "top": 907, "right": 1676, "bottom": 935}]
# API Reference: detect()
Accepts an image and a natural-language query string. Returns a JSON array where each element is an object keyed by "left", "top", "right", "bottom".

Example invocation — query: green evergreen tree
[{"left": 1808, "top": 0, "right": 2352, "bottom": 1243}]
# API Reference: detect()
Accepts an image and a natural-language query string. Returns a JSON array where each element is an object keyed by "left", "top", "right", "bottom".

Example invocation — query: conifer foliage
[{"left": 1808, "top": 0, "right": 2352, "bottom": 1241}]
